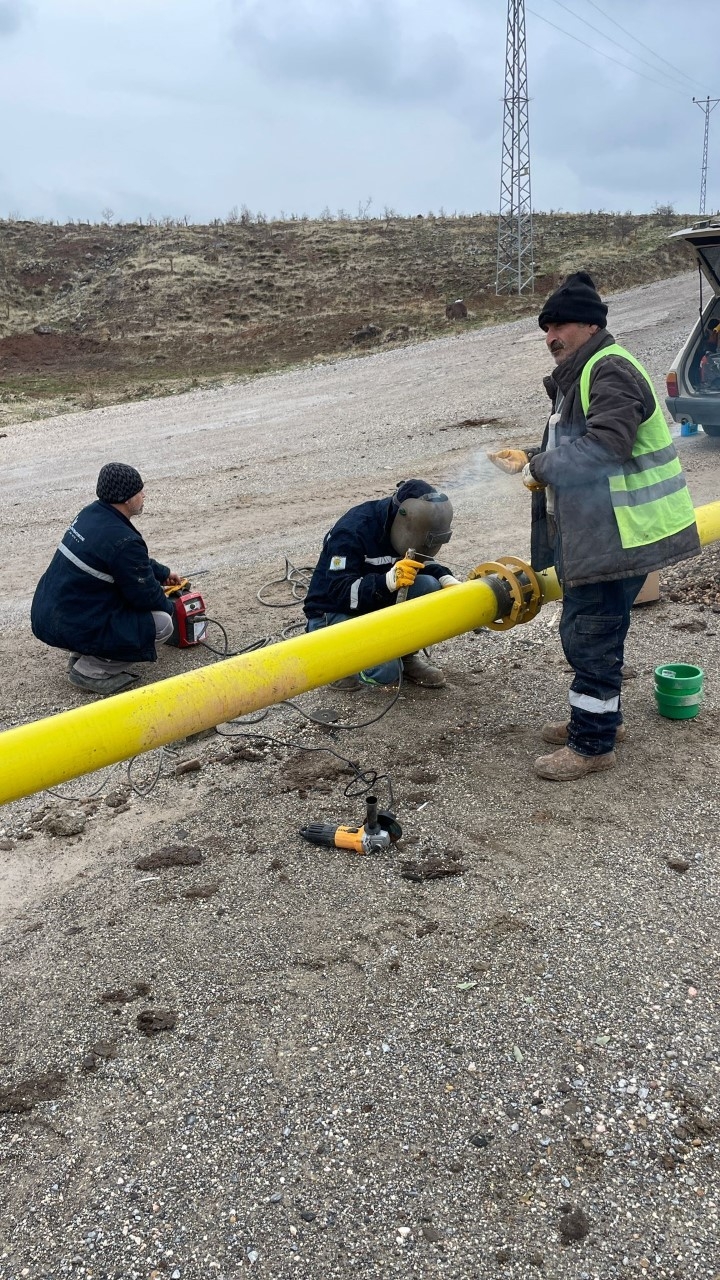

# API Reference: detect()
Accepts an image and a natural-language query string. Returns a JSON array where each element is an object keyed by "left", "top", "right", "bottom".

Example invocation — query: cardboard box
[{"left": 633, "top": 570, "right": 660, "bottom": 606}]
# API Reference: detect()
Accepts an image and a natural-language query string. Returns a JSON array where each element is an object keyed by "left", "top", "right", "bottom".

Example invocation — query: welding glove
[
  {"left": 439, "top": 574, "right": 461, "bottom": 588},
  {"left": 522, "top": 461, "right": 545, "bottom": 491},
  {"left": 386, "top": 557, "right": 424, "bottom": 592},
  {"left": 487, "top": 448, "right": 529, "bottom": 474}
]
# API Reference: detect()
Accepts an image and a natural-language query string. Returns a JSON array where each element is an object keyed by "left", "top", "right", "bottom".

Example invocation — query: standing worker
[
  {"left": 303, "top": 479, "right": 459, "bottom": 689},
  {"left": 31, "top": 463, "right": 180, "bottom": 695},
  {"left": 489, "top": 271, "right": 700, "bottom": 781}
]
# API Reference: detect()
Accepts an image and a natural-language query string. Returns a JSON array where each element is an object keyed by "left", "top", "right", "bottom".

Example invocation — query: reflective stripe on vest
[
  {"left": 57, "top": 541, "right": 115, "bottom": 583},
  {"left": 579, "top": 344, "right": 697, "bottom": 550}
]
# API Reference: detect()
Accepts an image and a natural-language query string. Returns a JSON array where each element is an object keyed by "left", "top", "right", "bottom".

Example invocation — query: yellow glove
[
  {"left": 386, "top": 557, "right": 423, "bottom": 592},
  {"left": 487, "top": 448, "right": 529, "bottom": 474},
  {"left": 522, "top": 462, "right": 545, "bottom": 492}
]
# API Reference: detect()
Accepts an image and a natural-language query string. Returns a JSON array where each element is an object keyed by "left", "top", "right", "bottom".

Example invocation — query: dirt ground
[
  {"left": 0, "top": 209, "right": 689, "bottom": 425},
  {"left": 1, "top": 272, "right": 719, "bottom": 1279}
]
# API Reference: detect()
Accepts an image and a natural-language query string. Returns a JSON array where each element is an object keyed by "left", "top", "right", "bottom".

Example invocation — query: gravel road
[{"left": 1, "top": 270, "right": 719, "bottom": 1280}]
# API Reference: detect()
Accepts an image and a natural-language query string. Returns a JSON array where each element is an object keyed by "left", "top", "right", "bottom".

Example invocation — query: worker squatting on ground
[
  {"left": 489, "top": 271, "right": 700, "bottom": 782},
  {"left": 31, "top": 463, "right": 180, "bottom": 696},
  {"left": 303, "top": 479, "right": 459, "bottom": 689}
]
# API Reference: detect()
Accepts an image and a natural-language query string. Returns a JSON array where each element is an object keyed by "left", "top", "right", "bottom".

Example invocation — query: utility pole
[
  {"left": 693, "top": 96, "right": 719, "bottom": 216},
  {"left": 496, "top": 0, "right": 534, "bottom": 295}
]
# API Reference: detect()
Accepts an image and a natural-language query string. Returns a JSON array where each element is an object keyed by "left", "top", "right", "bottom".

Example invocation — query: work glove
[
  {"left": 439, "top": 574, "right": 461, "bottom": 588},
  {"left": 487, "top": 448, "right": 529, "bottom": 474},
  {"left": 386, "top": 557, "right": 424, "bottom": 592},
  {"left": 522, "top": 462, "right": 545, "bottom": 492}
]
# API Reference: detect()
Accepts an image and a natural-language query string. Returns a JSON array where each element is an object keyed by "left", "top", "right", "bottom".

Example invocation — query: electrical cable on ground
[
  {"left": 47, "top": 745, "right": 179, "bottom": 802},
  {"left": 215, "top": 724, "right": 394, "bottom": 809},
  {"left": 256, "top": 556, "right": 314, "bottom": 607},
  {"left": 199, "top": 616, "right": 271, "bottom": 658}
]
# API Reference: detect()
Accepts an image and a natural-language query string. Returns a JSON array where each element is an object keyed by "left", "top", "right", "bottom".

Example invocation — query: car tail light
[{"left": 666, "top": 371, "right": 679, "bottom": 398}]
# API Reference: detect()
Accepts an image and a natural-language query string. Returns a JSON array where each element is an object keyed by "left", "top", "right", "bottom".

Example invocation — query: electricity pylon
[
  {"left": 694, "top": 96, "right": 719, "bottom": 216},
  {"left": 496, "top": 0, "right": 534, "bottom": 294}
]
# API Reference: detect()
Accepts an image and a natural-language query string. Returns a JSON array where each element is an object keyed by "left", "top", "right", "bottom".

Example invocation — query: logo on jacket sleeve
[{"left": 329, "top": 555, "right": 346, "bottom": 571}]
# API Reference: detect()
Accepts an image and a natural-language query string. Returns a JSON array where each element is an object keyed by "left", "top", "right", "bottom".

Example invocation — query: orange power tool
[{"left": 300, "top": 795, "right": 402, "bottom": 855}]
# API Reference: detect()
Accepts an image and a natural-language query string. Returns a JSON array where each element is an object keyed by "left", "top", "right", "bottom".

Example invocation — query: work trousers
[
  {"left": 306, "top": 574, "right": 441, "bottom": 685},
  {"left": 559, "top": 575, "right": 646, "bottom": 756},
  {"left": 73, "top": 611, "right": 174, "bottom": 678}
]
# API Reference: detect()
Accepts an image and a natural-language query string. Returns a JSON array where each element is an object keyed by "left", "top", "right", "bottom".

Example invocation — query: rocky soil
[{"left": 0, "top": 272, "right": 719, "bottom": 1279}]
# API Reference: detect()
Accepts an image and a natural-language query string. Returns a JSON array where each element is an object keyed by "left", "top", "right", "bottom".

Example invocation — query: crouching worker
[
  {"left": 31, "top": 463, "right": 180, "bottom": 696},
  {"left": 303, "top": 479, "right": 459, "bottom": 689}
]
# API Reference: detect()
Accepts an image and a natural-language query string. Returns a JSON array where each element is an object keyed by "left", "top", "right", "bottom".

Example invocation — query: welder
[
  {"left": 303, "top": 479, "right": 459, "bottom": 689},
  {"left": 31, "top": 463, "right": 179, "bottom": 696}
]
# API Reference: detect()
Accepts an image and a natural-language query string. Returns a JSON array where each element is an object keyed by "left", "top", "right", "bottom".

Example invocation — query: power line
[
  {"left": 548, "top": 0, "right": 706, "bottom": 98},
  {"left": 581, "top": 0, "right": 710, "bottom": 97},
  {"left": 526, "top": 7, "right": 687, "bottom": 99}
]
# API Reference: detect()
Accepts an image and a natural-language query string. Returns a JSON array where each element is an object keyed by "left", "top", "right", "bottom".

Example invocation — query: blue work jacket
[
  {"left": 303, "top": 496, "right": 449, "bottom": 619},
  {"left": 31, "top": 500, "right": 173, "bottom": 662}
]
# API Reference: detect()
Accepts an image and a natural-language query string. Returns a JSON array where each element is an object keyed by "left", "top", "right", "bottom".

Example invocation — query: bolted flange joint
[{"left": 467, "top": 556, "right": 543, "bottom": 631}]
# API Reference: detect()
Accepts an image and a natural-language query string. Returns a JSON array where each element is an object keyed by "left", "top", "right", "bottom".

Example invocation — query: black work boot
[
  {"left": 330, "top": 675, "right": 363, "bottom": 691},
  {"left": 68, "top": 664, "right": 138, "bottom": 696},
  {"left": 401, "top": 652, "right": 446, "bottom": 688}
]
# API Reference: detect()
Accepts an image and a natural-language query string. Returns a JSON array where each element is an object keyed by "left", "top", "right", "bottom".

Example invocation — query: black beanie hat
[
  {"left": 538, "top": 271, "right": 608, "bottom": 331},
  {"left": 96, "top": 463, "right": 144, "bottom": 504}
]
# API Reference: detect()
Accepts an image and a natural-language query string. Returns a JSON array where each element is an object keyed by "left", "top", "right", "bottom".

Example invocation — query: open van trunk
[{"left": 666, "top": 220, "right": 720, "bottom": 436}]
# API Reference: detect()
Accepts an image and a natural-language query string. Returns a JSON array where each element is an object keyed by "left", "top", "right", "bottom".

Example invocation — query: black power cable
[
  {"left": 199, "top": 616, "right": 271, "bottom": 659},
  {"left": 256, "top": 556, "right": 314, "bottom": 607},
  {"left": 215, "top": 724, "right": 394, "bottom": 809}
]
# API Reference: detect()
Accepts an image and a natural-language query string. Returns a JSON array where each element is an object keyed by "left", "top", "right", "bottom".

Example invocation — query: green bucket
[{"left": 654, "top": 663, "right": 704, "bottom": 719}]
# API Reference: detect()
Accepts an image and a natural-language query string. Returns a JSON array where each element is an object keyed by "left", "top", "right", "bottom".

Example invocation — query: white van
[{"left": 665, "top": 218, "right": 720, "bottom": 438}]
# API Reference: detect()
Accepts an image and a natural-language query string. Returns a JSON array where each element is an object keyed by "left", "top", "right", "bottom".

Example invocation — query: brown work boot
[
  {"left": 541, "top": 721, "right": 627, "bottom": 746},
  {"left": 534, "top": 746, "right": 616, "bottom": 781},
  {"left": 401, "top": 652, "right": 446, "bottom": 688}
]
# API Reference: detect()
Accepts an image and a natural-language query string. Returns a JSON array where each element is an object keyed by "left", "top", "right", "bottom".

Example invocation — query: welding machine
[{"left": 163, "top": 579, "right": 209, "bottom": 648}]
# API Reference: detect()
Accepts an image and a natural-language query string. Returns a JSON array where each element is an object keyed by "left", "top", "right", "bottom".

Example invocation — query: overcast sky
[{"left": 0, "top": 0, "right": 717, "bottom": 223}]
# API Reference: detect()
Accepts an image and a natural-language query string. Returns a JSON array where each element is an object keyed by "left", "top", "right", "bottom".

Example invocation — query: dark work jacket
[
  {"left": 303, "top": 496, "right": 450, "bottom": 619},
  {"left": 528, "top": 329, "right": 700, "bottom": 587},
  {"left": 31, "top": 500, "right": 174, "bottom": 662}
]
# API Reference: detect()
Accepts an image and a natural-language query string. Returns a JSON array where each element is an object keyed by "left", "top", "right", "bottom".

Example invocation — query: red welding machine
[{"left": 163, "top": 579, "right": 208, "bottom": 648}]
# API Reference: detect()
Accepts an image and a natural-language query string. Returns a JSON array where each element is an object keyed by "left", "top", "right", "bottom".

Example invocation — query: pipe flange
[
  {"left": 467, "top": 556, "right": 542, "bottom": 631},
  {"left": 497, "top": 556, "right": 543, "bottom": 626}
]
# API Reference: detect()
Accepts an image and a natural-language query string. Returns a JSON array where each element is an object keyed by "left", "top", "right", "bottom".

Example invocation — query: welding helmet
[{"left": 389, "top": 479, "right": 453, "bottom": 558}]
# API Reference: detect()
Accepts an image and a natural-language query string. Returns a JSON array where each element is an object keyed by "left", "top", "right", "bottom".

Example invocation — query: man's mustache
[{"left": 549, "top": 339, "right": 566, "bottom": 353}]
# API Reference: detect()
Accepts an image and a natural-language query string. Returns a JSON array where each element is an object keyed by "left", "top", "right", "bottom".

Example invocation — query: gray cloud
[
  {"left": 232, "top": 0, "right": 469, "bottom": 104},
  {"left": 0, "top": 0, "right": 29, "bottom": 36},
  {"left": 0, "top": 0, "right": 717, "bottom": 221}
]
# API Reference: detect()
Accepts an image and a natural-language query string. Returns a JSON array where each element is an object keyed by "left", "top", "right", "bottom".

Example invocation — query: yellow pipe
[
  {"left": 695, "top": 499, "right": 720, "bottom": 547},
  {"left": 2, "top": 498, "right": 719, "bottom": 807},
  {"left": 0, "top": 576, "right": 503, "bottom": 805},
  {"left": 535, "top": 498, "right": 720, "bottom": 600}
]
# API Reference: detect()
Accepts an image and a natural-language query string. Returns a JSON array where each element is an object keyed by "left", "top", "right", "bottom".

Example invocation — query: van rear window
[{"left": 694, "top": 238, "right": 720, "bottom": 288}]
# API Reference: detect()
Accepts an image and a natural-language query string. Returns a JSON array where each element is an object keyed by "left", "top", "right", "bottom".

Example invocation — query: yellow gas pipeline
[
  {"left": 1, "top": 499, "right": 718, "bottom": 807},
  {"left": 0, "top": 574, "right": 510, "bottom": 805}
]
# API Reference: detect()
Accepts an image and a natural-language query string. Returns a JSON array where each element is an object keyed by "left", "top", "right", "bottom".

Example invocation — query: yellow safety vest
[{"left": 579, "top": 344, "right": 696, "bottom": 550}]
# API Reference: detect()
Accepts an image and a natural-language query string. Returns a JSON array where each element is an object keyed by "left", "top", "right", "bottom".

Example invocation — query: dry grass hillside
[{"left": 0, "top": 208, "right": 695, "bottom": 427}]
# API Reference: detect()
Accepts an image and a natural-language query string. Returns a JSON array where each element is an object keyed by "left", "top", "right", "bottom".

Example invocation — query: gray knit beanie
[{"left": 96, "top": 463, "right": 144, "bottom": 504}]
